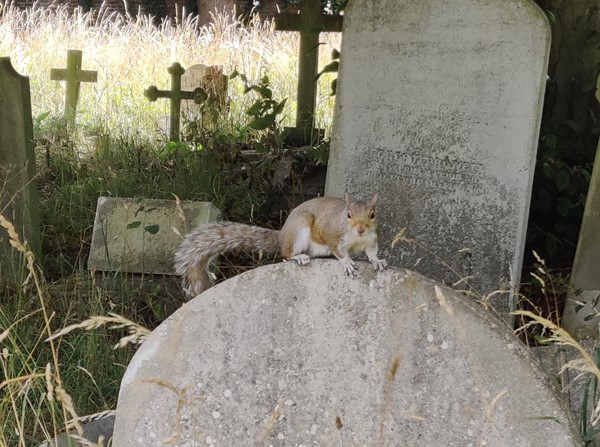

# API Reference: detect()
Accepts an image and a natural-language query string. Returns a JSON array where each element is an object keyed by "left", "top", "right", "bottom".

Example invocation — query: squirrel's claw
[
  {"left": 288, "top": 254, "right": 311, "bottom": 266},
  {"left": 371, "top": 258, "right": 388, "bottom": 272},
  {"left": 339, "top": 257, "right": 358, "bottom": 276}
]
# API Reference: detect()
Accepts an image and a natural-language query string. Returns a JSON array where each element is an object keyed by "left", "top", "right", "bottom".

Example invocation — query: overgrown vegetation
[{"left": 0, "top": 4, "right": 338, "bottom": 445}]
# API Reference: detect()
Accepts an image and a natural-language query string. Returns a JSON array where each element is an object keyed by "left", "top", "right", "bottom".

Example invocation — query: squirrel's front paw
[
  {"left": 371, "top": 258, "right": 388, "bottom": 272},
  {"left": 288, "top": 254, "right": 311, "bottom": 266},
  {"left": 339, "top": 257, "right": 358, "bottom": 276}
]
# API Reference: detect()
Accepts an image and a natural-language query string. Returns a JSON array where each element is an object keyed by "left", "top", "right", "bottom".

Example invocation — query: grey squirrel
[{"left": 174, "top": 194, "right": 387, "bottom": 299}]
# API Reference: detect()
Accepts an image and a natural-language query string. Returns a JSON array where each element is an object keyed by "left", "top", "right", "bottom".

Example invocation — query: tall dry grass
[{"left": 0, "top": 2, "right": 340, "bottom": 139}]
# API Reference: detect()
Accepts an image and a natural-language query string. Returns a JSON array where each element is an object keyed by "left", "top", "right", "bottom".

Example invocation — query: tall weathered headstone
[
  {"left": 562, "top": 75, "right": 600, "bottom": 337},
  {"left": 113, "top": 261, "right": 579, "bottom": 446},
  {"left": 325, "top": 0, "right": 550, "bottom": 317},
  {"left": 0, "top": 58, "right": 40, "bottom": 285}
]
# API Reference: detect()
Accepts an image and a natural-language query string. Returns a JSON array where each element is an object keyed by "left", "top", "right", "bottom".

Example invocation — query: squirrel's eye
[
  {"left": 347, "top": 211, "right": 352, "bottom": 219},
  {"left": 370, "top": 211, "right": 375, "bottom": 219}
]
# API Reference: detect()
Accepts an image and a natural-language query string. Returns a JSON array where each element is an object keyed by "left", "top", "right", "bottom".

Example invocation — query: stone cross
[
  {"left": 0, "top": 57, "right": 40, "bottom": 286},
  {"left": 50, "top": 49, "right": 98, "bottom": 121},
  {"left": 562, "top": 75, "right": 600, "bottom": 337},
  {"left": 144, "top": 62, "right": 208, "bottom": 142},
  {"left": 275, "top": 0, "right": 343, "bottom": 145},
  {"left": 324, "top": 0, "right": 550, "bottom": 322}
]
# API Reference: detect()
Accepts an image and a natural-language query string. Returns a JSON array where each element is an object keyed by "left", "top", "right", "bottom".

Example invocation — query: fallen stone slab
[
  {"left": 88, "top": 197, "right": 220, "bottom": 274},
  {"left": 113, "top": 260, "right": 579, "bottom": 446},
  {"left": 37, "top": 414, "right": 114, "bottom": 447}
]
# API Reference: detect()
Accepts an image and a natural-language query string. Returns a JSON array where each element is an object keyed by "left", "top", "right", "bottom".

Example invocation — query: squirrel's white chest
[{"left": 342, "top": 231, "right": 376, "bottom": 255}]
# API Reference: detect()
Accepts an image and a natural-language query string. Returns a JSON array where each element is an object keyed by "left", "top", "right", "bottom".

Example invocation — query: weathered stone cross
[
  {"left": 275, "top": 0, "right": 343, "bottom": 145},
  {"left": 144, "top": 62, "right": 207, "bottom": 142},
  {"left": 50, "top": 49, "right": 98, "bottom": 120}
]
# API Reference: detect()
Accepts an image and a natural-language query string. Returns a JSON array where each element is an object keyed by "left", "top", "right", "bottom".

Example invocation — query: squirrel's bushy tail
[{"left": 174, "top": 222, "right": 280, "bottom": 299}]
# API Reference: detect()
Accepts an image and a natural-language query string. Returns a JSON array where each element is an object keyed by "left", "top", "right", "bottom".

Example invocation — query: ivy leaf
[
  {"left": 144, "top": 224, "right": 160, "bottom": 235},
  {"left": 127, "top": 221, "right": 142, "bottom": 229}
]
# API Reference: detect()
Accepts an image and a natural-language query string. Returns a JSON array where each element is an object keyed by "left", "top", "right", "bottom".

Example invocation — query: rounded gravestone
[{"left": 114, "top": 261, "right": 578, "bottom": 446}]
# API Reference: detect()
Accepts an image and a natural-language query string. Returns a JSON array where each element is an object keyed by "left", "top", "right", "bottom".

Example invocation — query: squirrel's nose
[{"left": 357, "top": 227, "right": 365, "bottom": 236}]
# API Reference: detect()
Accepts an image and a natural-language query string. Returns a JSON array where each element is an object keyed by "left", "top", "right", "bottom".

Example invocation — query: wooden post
[
  {"left": 50, "top": 49, "right": 98, "bottom": 121},
  {"left": 144, "top": 62, "right": 208, "bottom": 142},
  {"left": 275, "top": 0, "right": 343, "bottom": 146}
]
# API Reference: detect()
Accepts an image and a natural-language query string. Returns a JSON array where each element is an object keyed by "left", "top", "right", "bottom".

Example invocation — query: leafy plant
[{"left": 526, "top": 117, "right": 597, "bottom": 266}]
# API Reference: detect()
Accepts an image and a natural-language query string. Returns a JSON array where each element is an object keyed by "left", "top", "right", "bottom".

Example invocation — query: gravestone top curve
[{"left": 114, "top": 261, "right": 578, "bottom": 446}]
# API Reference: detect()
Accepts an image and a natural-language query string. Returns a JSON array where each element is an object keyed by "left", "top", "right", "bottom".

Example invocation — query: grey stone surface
[
  {"left": 180, "top": 64, "right": 211, "bottom": 119},
  {"left": 113, "top": 261, "right": 578, "bottom": 446},
  {"left": 562, "top": 75, "right": 600, "bottom": 338},
  {"left": 325, "top": 0, "right": 550, "bottom": 319},
  {"left": 88, "top": 197, "right": 220, "bottom": 274},
  {"left": 0, "top": 57, "right": 40, "bottom": 286},
  {"left": 38, "top": 415, "right": 115, "bottom": 447}
]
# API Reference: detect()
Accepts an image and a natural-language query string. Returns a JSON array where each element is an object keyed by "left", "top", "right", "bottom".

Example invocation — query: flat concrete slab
[
  {"left": 88, "top": 197, "right": 220, "bottom": 274},
  {"left": 113, "top": 261, "right": 578, "bottom": 446}
]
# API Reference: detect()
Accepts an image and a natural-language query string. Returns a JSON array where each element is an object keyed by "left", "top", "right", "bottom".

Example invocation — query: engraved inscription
[{"left": 371, "top": 148, "right": 485, "bottom": 191}]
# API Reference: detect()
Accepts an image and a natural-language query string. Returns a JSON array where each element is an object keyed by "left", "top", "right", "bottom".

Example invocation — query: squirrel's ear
[{"left": 369, "top": 193, "right": 379, "bottom": 208}]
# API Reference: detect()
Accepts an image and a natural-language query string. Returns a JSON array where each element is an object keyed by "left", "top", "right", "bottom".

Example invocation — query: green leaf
[
  {"left": 544, "top": 9, "right": 557, "bottom": 24},
  {"left": 272, "top": 98, "right": 288, "bottom": 115},
  {"left": 555, "top": 169, "right": 570, "bottom": 191},
  {"left": 127, "top": 221, "right": 142, "bottom": 229},
  {"left": 248, "top": 115, "right": 275, "bottom": 130},
  {"left": 584, "top": 314, "right": 596, "bottom": 322},
  {"left": 543, "top": 163, "right": 554, "bottom": 180},
  {"left": 35, "top": 111, "right": 51, "bottom": 124},
  {"left": 144, "top": 224, "right": 160, "bottom": 235},
  {"left": 315, "top": 61, "right": 339, "bottom": 81},
  {"left": 246, "top": 100, "right": 263, "bottom": 117},
  {"left": 254, "top": 142, "right": 267, "bottom": 153},
  {"left": 544, "top": 133, "right": 557, "bottom": 151},
  {"left": 259, "top": 86, "right": 272, "bottom": 99},
  {"left": 229, "top": 69, "right": 239, "bottom": 79}
]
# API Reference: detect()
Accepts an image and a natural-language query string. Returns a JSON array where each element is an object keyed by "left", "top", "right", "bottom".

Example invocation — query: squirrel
[{"left": 174, "top": 194, "right": 387, "bottom": 299}]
